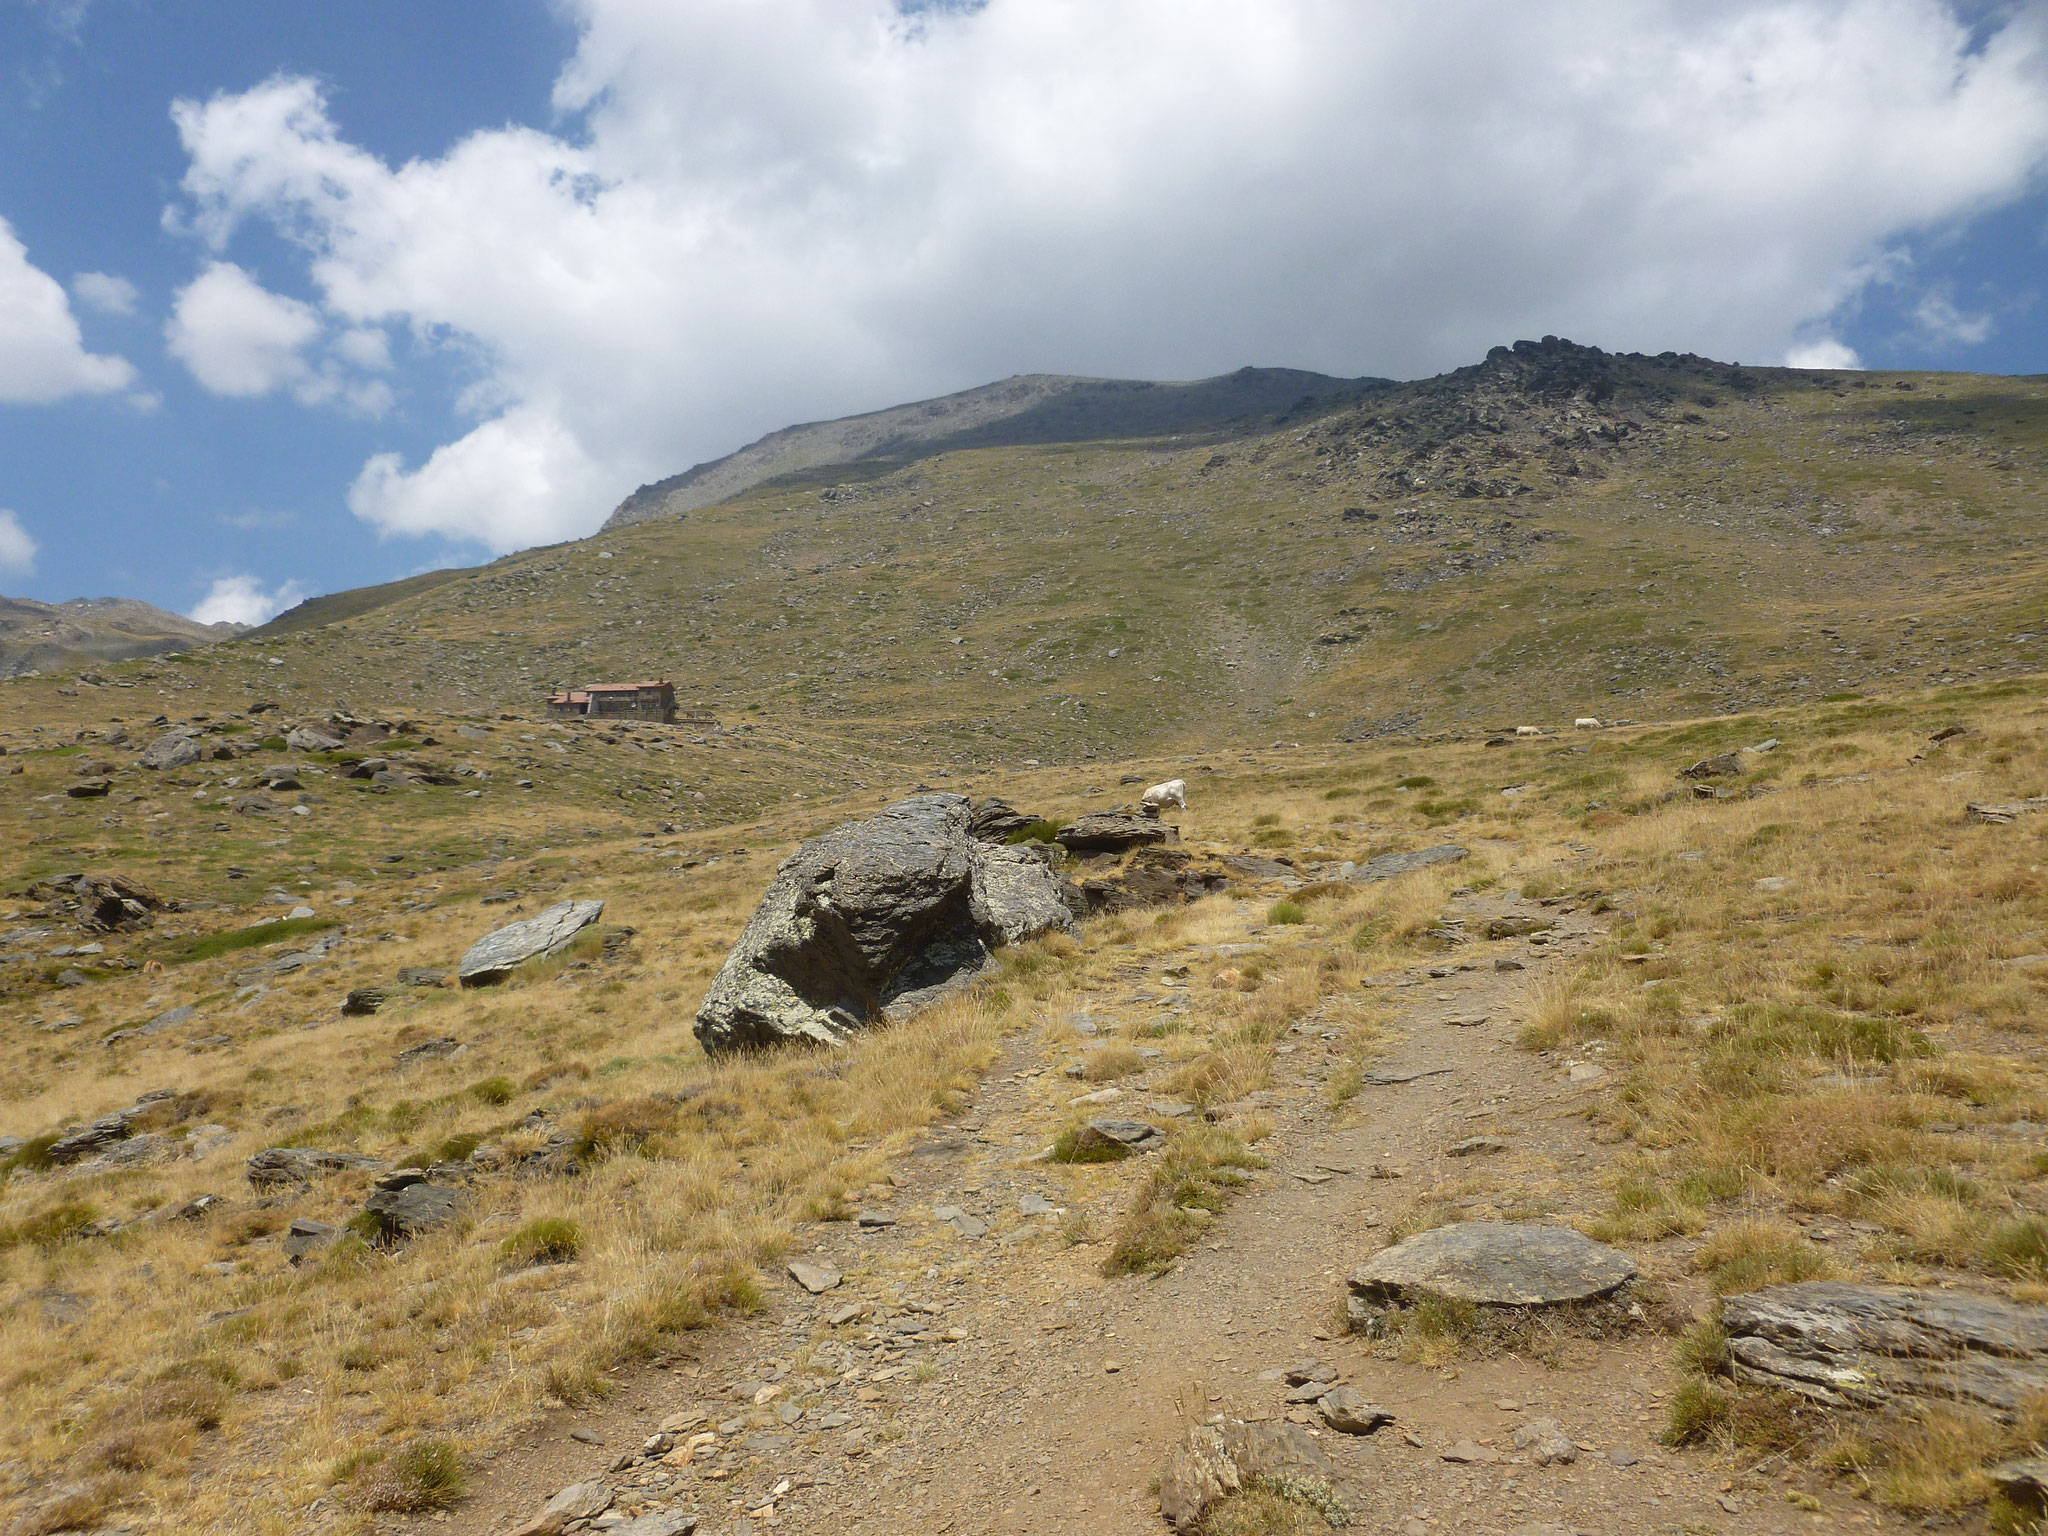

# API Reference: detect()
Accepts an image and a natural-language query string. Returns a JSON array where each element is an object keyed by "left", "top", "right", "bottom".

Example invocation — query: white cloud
[
  {"left": 165, "top": 261, "right": 319, "bottom": 397},
  {"left": 0, "top": 510, "right": 38, "bottom": 576},
  {"left": 1785, "top": 338, "right": 1864, "bottom": 369},
  {"left": 164, "top": 261, "right": 393, "bottom": 415},
  {"left": 0, "top": 217, "right": 135, "bottom": 403},
  {"left": 72, "top": 271, "right": 139, "bottom": 316},
  {"left": 188, "top": 573, "right": 307, "bottom": 627},
  {"left": 1912, "top": 290, "right": 1995, "bottom": 347},
  {"left": 168, "top": 2, "right": 2048, "bottom": 551}
]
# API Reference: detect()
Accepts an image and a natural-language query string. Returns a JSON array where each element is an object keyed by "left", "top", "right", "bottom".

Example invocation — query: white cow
[
  {"left": 1574, "top": 717, "right": 1602, "bottom": 730},
  {"left": 1141, "top": 778, "right": 1187, "bottom": 811}
]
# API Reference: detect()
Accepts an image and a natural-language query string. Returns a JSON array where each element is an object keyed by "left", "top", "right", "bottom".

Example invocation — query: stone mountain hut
[{"left": 545, "top": 680, "right": 677, "bottom": 723}]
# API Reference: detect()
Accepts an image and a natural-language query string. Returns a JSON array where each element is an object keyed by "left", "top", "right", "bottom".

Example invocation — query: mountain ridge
[
  {"left": 602, "top": 365, "right": 1393, "bottom": 529},
  {"left": 0, "top": 593, "right": 242, "bottom": 678}
]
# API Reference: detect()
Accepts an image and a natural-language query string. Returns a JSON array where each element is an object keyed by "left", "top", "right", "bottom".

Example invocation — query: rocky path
[{"left": 418, "top": 890, "right": 1896, "bottom": 1536}]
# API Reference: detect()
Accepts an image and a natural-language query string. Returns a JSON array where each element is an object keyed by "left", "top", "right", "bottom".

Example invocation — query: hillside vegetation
[{"left": 1, "top": 339, "right": 2046, "bottom": 1535}]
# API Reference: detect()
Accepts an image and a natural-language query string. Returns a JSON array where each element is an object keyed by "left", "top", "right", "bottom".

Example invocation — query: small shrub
[
  {"left": 468, "top": 1076, "right": 517, "bottom": 1106},
  {"left": 1663, "top": 1378, "right": 1732, "bottom": 1444},
  {"left": 524, "top": 1060, "right": 591, "bottom": 1092},
  {"left": 2, "top": 1133, "right": 60, "bottom": 1173},
  {"left": 500, "top": 1217, "right": 582, "bottom": 1266},
  {"left": 1984, "top": 1218, "right": 2048, "bottom": 1280},
  {"left": 1083, "top": 1044, "right": 1145, "bottom": 1081},
  {"left": 574, "top": 1095, "right": 679, "bottom": 1158},
  {"left": 1, "top": 1197, "right": 101, "bottom": 1250},
  {"left": 1267, "top": 901, "right": 1308, "bottom": 925},
  {"left": 1003, "top": 819, "right": 1063, "bottom": 844},
  {"left": 363, "top": 1439, "right": 464, "bottom": 1512},
  {"left": 1052, "top": 1125, "right": 1130, "bottom": 1164},
  {"left": 435, "top": 1131, "right": 484, "bottom": 1162}
]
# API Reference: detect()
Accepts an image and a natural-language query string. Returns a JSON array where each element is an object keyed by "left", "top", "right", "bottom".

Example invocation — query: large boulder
[
  {"left": 694, "top": 794, "right": 1072, "bottom": 1053},
  {"left": 285, "top": 724, "right": 345, "bottom": 753},
  {"left": 457, "top": 899, "right": 605, "bottom": 986},
  {"left": 138, "top": 730, "right": 203, "bottom": 770},
  {"left": 1348, "top": 1222, "right": 1637, "bottom": 1308},
  {"left": 1720, "top": 1282, "right": 2048, "bottom": 1416}
]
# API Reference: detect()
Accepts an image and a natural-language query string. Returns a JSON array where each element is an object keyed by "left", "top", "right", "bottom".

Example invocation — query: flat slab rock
[
  {"left": 1719, "top": 1281, "right": 2048, "bottom": 1415},
  {"left": 1349, "top": 844, "right": 1468, "bottom": 882},
  {"left": 458, "top": 899, "right": 604, "bottom": 986},
  {"left": 1054, "top": 811, "right": 1175, "bottom": 853},
  {"left": 1349, "top": 1222, "right": 1637, "bottom": 1307},
  {"left": 1159, "top": 1417, "right": 1343, "bottom": 1532}
]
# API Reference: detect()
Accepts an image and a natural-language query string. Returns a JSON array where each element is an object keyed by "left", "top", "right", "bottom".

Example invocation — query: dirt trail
[{"left": 419, "top": 890, "right": 1895, "bottom": 1536}]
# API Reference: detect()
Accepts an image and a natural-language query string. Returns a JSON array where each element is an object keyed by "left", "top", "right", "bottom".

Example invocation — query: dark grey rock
[
  {"left": 1681, "top": 753, "right": 1743, "bottom": 779},
  {"left": 1719, "top": 1281, "right": 2048, "bottom": 1415},
  {"left": 968, "top": 797, "right": 1040, "bottom": 841},
  {"left": 360, "top": 1181, "right": 460, "bottom": 1238},
  {"left": 693, "top": 794, "right": 1070, "bottom": 1052},
  {"left": 1991, "top": 1456, "right": 2048, "bottom": 1512},
  {"left": 341, "top": 987, "right": 389, "bottom": 1015},
  {"left": 245, "top": 1146, "right": 380, "bottom": 1188},
  {"left": 47, "top": 1110, "right": 142, "bottom": 1163},
  {"left": 284, "top": 1218, "right": 339, "bottom": 1262},
  {"left": 396, "top": 966, "right": 447, "bottom": 987},
  {"left": 67, "top": 778, "right": 111, "bottom": 798},
  {"left": 1486, "top": 915, "right": 1554, "bottom": 939},
  {"left": 1349, "top": 844, "right": 1468, "bottom": 882},
  {"left": 285, "top": 725, "right": 344, "bottom": 753},
  {"left": 1348, "top": 1222, "right": 1637, "bottom": 1307},
  {"left": 1071, "top": 1118, "right": 1165, "bottom": 1155},
  {"left": 1054, "top": 811, "right": 1172, "bottom": 853},
  {"left": 395, "top": 1036, "right": 465, "bottom": 1065},
  {"left": 458, "top": 898, "right": 605, "bottom": 986}
]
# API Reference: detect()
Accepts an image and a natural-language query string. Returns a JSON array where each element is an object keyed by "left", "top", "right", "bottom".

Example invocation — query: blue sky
[{"left": 2, "top": 0, "right": 2046, "bottom": 623}]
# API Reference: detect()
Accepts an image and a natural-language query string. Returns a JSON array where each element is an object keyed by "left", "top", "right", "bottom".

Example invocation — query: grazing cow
[
  {"left": 1514, "top": 725, "right": 1542, "bottom": 737},
  {"left": 1141, "top": 778, "right": 1187, "bottom": 811},
  {"left": 1574, "top": 717, "right": 1602, "bottom": 730}
]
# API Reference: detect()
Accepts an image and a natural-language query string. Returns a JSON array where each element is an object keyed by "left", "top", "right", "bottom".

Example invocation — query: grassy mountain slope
[
  {"left": 6, "top": 338, "right": 2038, "bottom": 831},
  {"left": 602, "top": 365, "right": 1390, "bottom": 529}
]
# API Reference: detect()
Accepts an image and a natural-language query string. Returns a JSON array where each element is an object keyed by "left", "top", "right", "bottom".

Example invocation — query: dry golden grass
[{"left": 5, "top": 657, "right": 2048, "bottom": 1530}]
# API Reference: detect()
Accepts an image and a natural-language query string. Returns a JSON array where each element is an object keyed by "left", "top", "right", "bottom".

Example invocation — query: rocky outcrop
[
  {"left": 968, "top": 797, "right": 1040, "bottom": 842},
  {"left": 245, "top": 1146, "right": 380, "bottom": 1188},
  {"left": 458, "top": 899, "right": 605, "bottom": 987},
  {"left": 23, "top": 871, "right": 166, "bottom": 931},
  {"left": 1718, "top": 1281, "right": 2048, "bottom": 1416},
  {"left": 693, "top": 794, "right": 1072, "bottom": 1053},
  {"left": 1968, "top": 797, "right": 2048, "bottom": 826},
  {"left": 1348, "top": 1222, "right": 1637, "bottom": 1309},
  {"left": 1068, "top": 846, "right": 1231, "bottom": 915}
]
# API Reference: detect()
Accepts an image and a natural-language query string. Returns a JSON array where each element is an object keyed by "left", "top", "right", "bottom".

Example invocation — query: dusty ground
[{"left": 400, "top": 887, "right": 1892, "bottom": 1536}]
